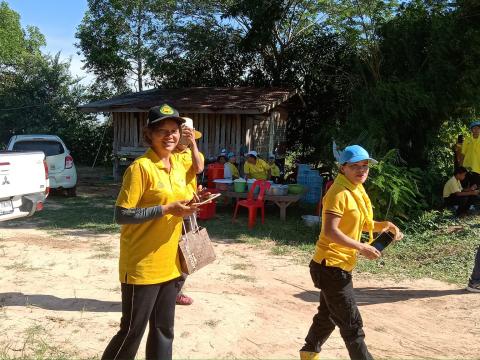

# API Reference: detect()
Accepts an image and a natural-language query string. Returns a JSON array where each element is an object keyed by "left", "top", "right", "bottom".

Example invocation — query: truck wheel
[{"left": 66, "top": 186, "right": 77, "bottom": 197}]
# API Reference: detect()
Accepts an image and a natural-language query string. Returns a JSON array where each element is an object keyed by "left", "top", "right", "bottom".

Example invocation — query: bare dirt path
[{"left": 0, "top": 225, "right": 479, "bottom": 359}]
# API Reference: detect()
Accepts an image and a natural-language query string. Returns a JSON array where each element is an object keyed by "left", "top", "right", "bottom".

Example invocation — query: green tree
[
  {"left": 0, "top": 1, "right": 45, "bottom": 65},
  {"left": 76, "top": 0, "right": 175, "bottom": 91},
  {"left": 0, "top": 2, "right": 112, "bottom": 164}
]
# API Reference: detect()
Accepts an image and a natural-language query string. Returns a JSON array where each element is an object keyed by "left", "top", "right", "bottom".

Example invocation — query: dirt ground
[{"left": 0, "top": 192, "right": 479, "bottom": 358}]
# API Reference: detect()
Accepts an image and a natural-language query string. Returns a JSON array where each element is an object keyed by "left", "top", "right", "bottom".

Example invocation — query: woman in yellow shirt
[
  {"left": 243, "top": 150, "right": 270, "bottom": 180},
  {"left": 300, "top": 145, "right": 403, "bottom": 360},
  {"left": 102, "top": 104, "right": 198, "bottom": 360}
]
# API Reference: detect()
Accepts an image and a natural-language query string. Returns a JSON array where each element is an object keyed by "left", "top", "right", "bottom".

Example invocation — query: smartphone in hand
[
  {"left": 370, "top": 231, "right": 394, "bottom": 252},
  {"left": 191, "top": 193, "right": 222, "bottom": 206}
]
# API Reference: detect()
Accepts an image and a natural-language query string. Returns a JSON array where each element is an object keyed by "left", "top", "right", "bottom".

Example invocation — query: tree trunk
[{"left": 136, "top": 5, "right": 143, "bottom": 92}]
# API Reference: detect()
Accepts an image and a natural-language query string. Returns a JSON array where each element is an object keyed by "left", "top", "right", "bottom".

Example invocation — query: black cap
[{"left": 147, "top": 104, "right": 185, "bottom": 126}]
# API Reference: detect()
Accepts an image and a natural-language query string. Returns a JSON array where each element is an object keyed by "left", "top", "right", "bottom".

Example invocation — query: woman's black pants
[
  {"left": 102, "top": 278, "right": 179, "bottom": 360},
  {"left": 301, "top": 260, "right": 373, "bottom": 360}
]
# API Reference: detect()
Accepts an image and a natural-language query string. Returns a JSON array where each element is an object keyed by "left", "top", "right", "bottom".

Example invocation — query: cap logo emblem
[{"left": 160, "top": 105, "right": 174, "bottom": 115}]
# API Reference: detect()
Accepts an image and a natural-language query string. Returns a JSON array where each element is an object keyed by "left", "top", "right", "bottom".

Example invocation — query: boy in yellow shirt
[
  {"left": 300, "top": 145, "right": 403, "bottom": 360},
  {"left": 443, "top": 166, "right": 479, "bottom": 216},
  {"left": 268, "top": 154, "right": 281, "bottom": 183}
]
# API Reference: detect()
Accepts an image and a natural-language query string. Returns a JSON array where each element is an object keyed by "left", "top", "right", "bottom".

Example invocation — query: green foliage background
[{"left": 2, "top": 0, "right": 480, "bottom": 213}]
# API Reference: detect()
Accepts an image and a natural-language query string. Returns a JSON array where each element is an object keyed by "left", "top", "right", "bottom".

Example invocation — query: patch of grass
[
  {"left": 204, "top": 319, "right": 221, "bottom": 328},
  {"left": 4, "top": 261, "right": 38, "bottom": 272},
  {"left": 231, "top": 263, "right": 249, "bottom": 271},
  {"left": 27, "top": 194, "right": 119, "bottom": 234},
  {"left": 356, "top": 210, "right": 479, "bottom": 285},
  {"left": 201, "top": 203, "right": 319, "bottom": 249},
  {"left": 0, "top": 324, "right": 77, "bottom": 360},
  {"left": 223, "top": 272, "right": 256, "bottom": 282},
  {"left": 89, "top": 242, "right": 115, "bottom": 259}
]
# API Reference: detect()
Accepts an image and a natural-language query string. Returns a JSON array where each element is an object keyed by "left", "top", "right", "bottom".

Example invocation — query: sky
[{"left": 6, "top": 0, "right": 93, "bottom": 83}]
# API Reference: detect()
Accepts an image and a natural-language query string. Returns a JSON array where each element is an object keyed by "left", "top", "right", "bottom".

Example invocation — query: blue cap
[
  {"left": 339, "top": 145, "right": 378, "bottom": 165},
  {"left": 227, "top": 152, "right": 235, "bottom": 159},
  {"left": 470, "top": 121, "right": 480, "bottom": 130}
]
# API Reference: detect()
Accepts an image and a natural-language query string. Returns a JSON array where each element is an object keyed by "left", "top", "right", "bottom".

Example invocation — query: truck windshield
[{"left": 13, "top": 141, "right": 64, "bottom": 156}]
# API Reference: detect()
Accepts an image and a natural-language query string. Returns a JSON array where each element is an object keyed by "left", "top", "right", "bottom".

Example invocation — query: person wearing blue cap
[
  {"left": 224, "top": 152, "right": 239, "bottom": 179},
  {"left": 300, "top": 145, "right": 404, "bottom": 360},
  {"left": 459, "top": 121, "right": 480, "bottom": 187},
  {"left": 268, "top": 154, "right": 281, "bottom": 183}
]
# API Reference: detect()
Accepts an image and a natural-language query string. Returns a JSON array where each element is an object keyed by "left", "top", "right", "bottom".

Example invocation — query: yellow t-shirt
[
  {"left": 270, "top": 163, "right": 280, "bottom": 177},
  {"left": 462, "top": 136, "right": 480, "bottom": 173},
  {"left": 225, "top": 161, "right": 239, "bottom": 179},
  {"left": 174, "top": 148, "right": 204, "bottom": 199},
  {"left": 244, "top": 158, "right": 270, "bottom": 180},
  {"left": 312, "top": 182, "right": 366, "bottom": 272},
  {"left": 116, "top": 148, "right": 187, "bottom": 285},
  {"left": 443, "top": 176, "right": 462, "bottom": 198}
]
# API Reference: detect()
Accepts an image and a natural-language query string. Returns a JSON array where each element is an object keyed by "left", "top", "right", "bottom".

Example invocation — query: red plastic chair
[
  {"left": 316, "top": 179, "right": 334, "bottom": 215},
  {"left": 232, "top": 180, "right": 271, "bottom": 229}
]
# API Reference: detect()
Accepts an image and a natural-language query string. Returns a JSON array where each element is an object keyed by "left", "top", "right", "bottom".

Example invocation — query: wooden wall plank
[
  {"left": 204, "top": 114, "right": 210, "bottom": 157},
  {"left": 112, "top": 113, "right": 118, "bottom": 154},
  {"left": 225, "top": 115, "right": 231, "bottom": 151},
  {"left": 214, "top": 115, "right": 220, "bottom": 155},
  {"left": 236, "top": 114, "right": 241, "bottom": 154},
  {"left": 229, "top": 115, "right": 235, "bottom": 152},
  {"left": 223, "top": 115, "right": 227, "bottom": 151}
]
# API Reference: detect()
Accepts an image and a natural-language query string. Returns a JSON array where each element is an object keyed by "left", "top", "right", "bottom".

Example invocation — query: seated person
[
  {"left": 268, "top": 154, "right": 281, "bottom": 183},
  {"left": 443, "top": 166, "right": 479, "bottom": 216},
  {"left": 244, "top": 150, "right": 270, "bottom": 180},
  {"left": 217, "top": 153, "right": 227, "bottom": 165},
  {"left": 224, "top": 152, "right": 239, "bottom": 179}
]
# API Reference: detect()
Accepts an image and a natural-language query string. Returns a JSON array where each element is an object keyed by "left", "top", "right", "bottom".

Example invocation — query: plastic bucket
[
  {"left": 207, "top": 163, "right": 224, "bottom": 188},
  {"left": 234, "top": 181, "right": 247, "bottom": 192}
]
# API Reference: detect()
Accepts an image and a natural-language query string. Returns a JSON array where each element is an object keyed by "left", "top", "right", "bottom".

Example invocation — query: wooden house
[{"left": 78, "top": 87, "right": 302, "bottom": 178}]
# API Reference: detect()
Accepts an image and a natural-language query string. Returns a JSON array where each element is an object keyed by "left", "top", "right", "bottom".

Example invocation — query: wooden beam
[{"left": 78, "top": 106, "right": 272, "bottom": 115}]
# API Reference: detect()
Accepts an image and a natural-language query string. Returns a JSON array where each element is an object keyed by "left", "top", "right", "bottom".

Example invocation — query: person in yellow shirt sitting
[
  {"left": 268, "top": 154, "right": 281, "bottom": 183},
  {"left": 174, "top": 117, "right": 205, "bottom": 306},
  {"left": 102, "top": 104, "right": 199, "bottom": 360},
  {"left": 300, "top": 145, "right": 403, "bottom": 360},
  {"left": 243, "top": 150, "right": 270, "bottom": 180},
  {"left": 443, "top": 166, "right": 479, "bottom": 216},
  {"left": 460, "top": 121, "right": 480, "bottom": 187},
  {"left": 224, "top": 152, "right": 239, "bottom": 179}
]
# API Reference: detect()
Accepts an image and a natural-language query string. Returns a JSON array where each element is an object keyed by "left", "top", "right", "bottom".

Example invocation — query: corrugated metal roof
[{"left": 78, "top": 87, "right": 301, "bottom": 114}]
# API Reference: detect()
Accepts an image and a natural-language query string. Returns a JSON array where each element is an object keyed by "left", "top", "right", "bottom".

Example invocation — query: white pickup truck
[{"left": 0, "top": 151, "right": 49, "bottom": 222}]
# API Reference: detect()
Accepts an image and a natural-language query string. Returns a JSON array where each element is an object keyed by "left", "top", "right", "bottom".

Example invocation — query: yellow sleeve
[
  {"left": 116, "top": 162, "right": 147, "bottom": 208},
  {"left": 323, "top": 188, "right": 346, "bottom": 217},
  {"left": 263, "top": 160, "right": 270, "bottom": 171},
  {"left": 462, "top": 139, "right": 470, "bottom": 155},
  {"left": 244, "top": 162, "right": 251, "bottom": 176}
]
